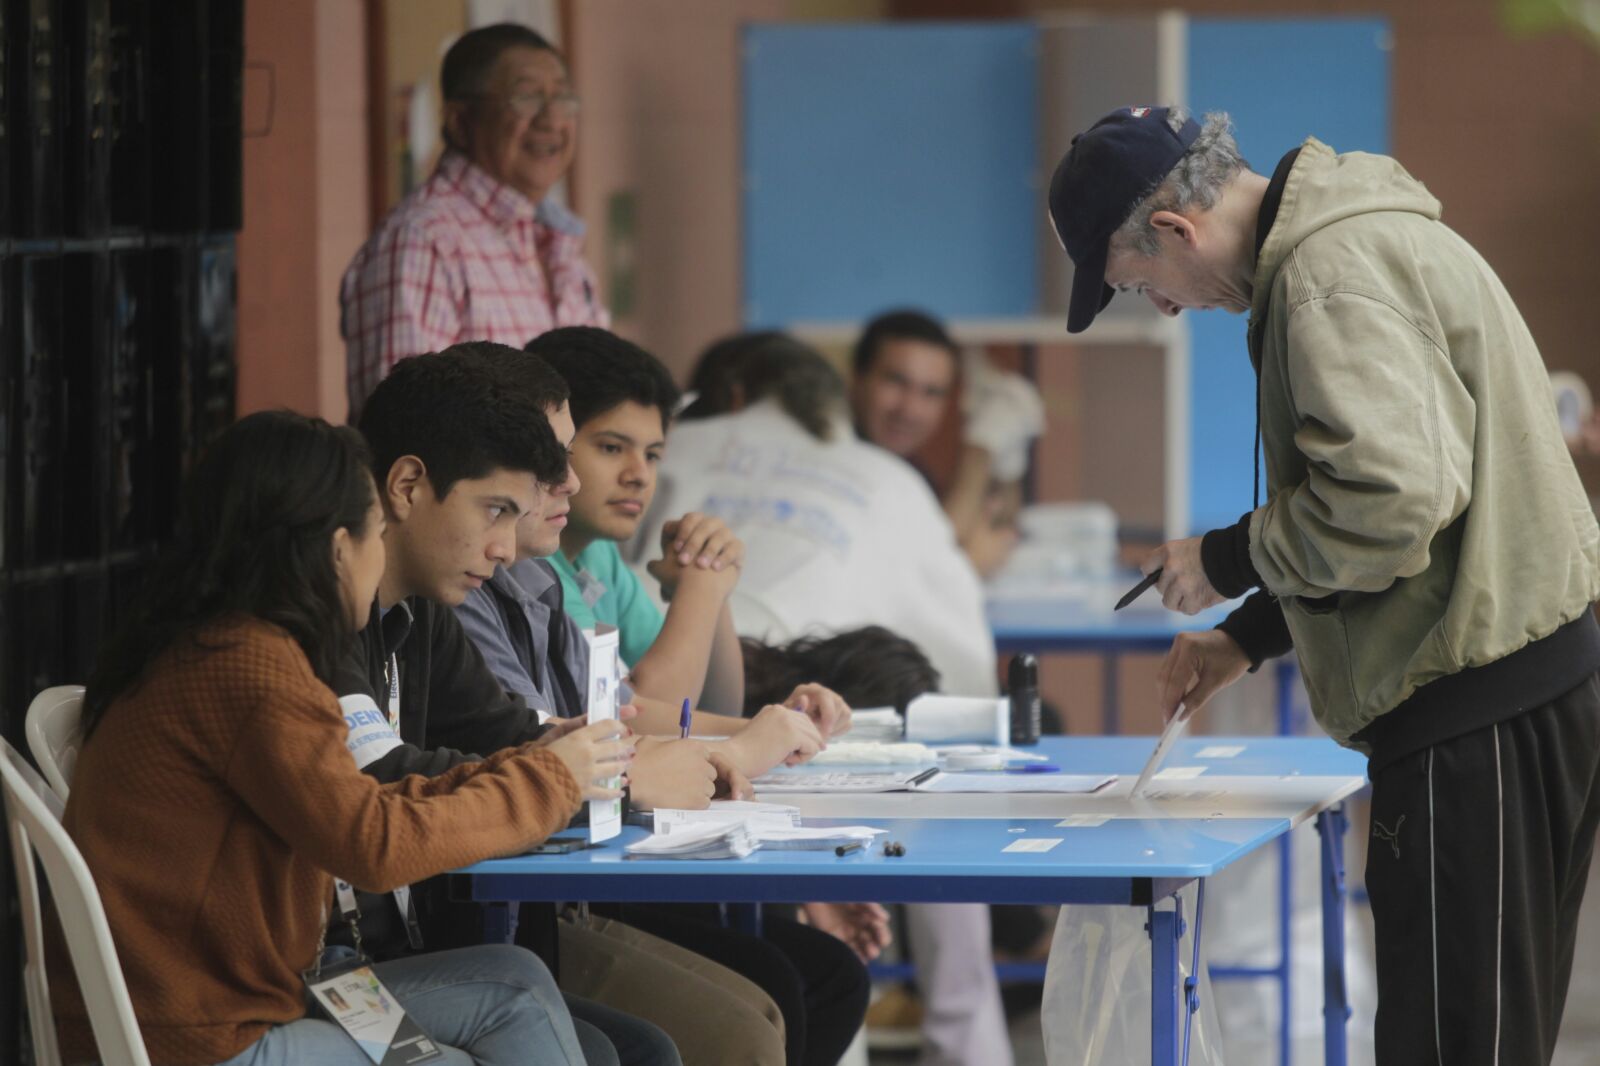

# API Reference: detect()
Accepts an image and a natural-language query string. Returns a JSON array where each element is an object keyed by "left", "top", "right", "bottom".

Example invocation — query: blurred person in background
[
  {"left": 645, "top": 332, "right": 1014, "bottom": 1066},
  {"left": 850, "top": 309, "right": 1044, "bottom": 577}
]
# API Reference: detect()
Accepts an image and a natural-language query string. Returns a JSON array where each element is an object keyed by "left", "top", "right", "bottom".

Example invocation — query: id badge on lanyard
[{"left": 303, "top": 882, "right": 441, "bottom": 1063}]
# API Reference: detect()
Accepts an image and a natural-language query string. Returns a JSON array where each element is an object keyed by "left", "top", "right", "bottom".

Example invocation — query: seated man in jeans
[
  {"left": 342, "top": 344, "right": 799, "bottom": 1065},
  {"left": 456, "top": 339, "right": 874, "bottom": 1066}
]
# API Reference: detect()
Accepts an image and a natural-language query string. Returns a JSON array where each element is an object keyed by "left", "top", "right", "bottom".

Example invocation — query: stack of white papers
[
  {"left": 624, "top": 822, "right": 758, "bottom": 860},
  {"left": 807, "top": 741, "right": 937, "bottom": 766},
  {"left": 847, "top": 707, "right": 906, "bottom": 742},
  {"left": 756, "top": 826, "right": 887, "bottom": 850},
  {"left": 653, "top": 800, "right": 801, "bottom": 834}
]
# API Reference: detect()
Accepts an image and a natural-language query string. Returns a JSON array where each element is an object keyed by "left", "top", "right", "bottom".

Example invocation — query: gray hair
[{"left": 1113, "top": 108, "right": 1248, "bottom": 256}]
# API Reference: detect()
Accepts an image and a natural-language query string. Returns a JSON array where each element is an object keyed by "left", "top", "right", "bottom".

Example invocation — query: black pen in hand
[{"left": 1115, "top": 568, "right": 1162, "bottom": 611}]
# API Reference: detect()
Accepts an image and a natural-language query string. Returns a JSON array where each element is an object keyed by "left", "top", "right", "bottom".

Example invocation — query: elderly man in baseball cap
[{"left": 1049, "top": 105, "right": 1600, "bottom": 1064}]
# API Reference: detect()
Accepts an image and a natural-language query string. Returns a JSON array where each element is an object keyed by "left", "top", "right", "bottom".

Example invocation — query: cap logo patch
[{"left": 1129, "top": 106, "right": 1152, "bottom": 118}]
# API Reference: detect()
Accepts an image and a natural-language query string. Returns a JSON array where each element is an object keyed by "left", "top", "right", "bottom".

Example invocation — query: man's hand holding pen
[{"left": 1143, "top": 537, "right": 1225, "bottom": 616}]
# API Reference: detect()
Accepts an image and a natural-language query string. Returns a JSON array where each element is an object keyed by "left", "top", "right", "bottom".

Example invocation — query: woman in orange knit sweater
[{"left": 52, "top": 410, "right": 637, "bottom": 1065}]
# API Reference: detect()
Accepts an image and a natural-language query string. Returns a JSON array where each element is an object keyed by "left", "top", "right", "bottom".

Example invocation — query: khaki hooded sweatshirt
[{"left": 1219, "top": 138, "right": 1600, "bottom": 757}]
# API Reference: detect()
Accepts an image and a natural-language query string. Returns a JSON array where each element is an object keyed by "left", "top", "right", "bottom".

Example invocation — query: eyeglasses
[{"left": 472, "top": 89, "right": 581, "bottom": 119}]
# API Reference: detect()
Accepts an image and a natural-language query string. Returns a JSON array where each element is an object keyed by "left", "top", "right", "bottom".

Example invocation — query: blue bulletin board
[
  {"left": 740, "top": 17, "right": 1390, "bottom": 536},
  {"left": 1184, "top": 18, "right": 1391, "bottom": 533},
  {"left": 741, "top": 23, "right": 1040, "bottom": 325}
]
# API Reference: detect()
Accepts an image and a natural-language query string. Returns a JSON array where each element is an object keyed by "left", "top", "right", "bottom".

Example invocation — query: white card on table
[{"left": 1003, "top": 837, "right": 1063, "bottom": 853}]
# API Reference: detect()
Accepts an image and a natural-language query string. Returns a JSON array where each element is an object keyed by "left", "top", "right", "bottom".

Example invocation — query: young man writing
[
  {"left": 449, "top": 340, "right": 872, "bottom": 1065},
  {"left": 344, "top": 344, "right": 803, "bottom": 1065}
]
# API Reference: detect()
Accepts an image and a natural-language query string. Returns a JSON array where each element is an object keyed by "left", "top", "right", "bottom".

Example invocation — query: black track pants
[{"left": 1366, "top": 673, "right": 1600, "bottom": 1065}]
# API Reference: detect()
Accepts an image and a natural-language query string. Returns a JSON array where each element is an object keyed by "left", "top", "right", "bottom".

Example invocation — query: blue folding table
[
  {"left": 452, "top": 736, "right": 1365, "bottom": 1066},
  {"left": 989, "top": 587, "right": 1310, "bottom": 1066}
]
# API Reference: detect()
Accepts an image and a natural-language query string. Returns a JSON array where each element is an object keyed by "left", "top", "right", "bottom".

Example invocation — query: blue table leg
[
  {"left": 1150, "top": 898, "right": 1184, "bottom": 1066},
  {"left": 1103, "top": 652, "right": 1120, "bottom": 735},
  {"left": 1276, "top": 657, "right": 1298, "bottom": 1066},
  {"left": 1278, "top": 828, "right": 1293, "bottom": 1066},
  {"left": 1318, "top": 806, "right": 1351, "bottom": 1066}
]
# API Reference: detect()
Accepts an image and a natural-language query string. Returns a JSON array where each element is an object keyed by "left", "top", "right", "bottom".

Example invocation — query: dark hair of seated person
[
  {"left": 82, "top": 411, "right": 376, "bottom": 739},
  {"left": 851, "top": 307, "right": 959, "bottom": 376},
  {"left": 462, "top": 340, "right": 571, "bottom": 422},
  {"left": 358, "top": 342, "right": 568, "bottom": 498},
  {"left": 441, "top": 22, "right": 562, "bottom": 102},
  {"left": 740, "top": 626, "right": 942, "bottom": 716},
  {"left": 526, "top": 325, "right": 681, "bottom": 433},
  {"left": 679, "top": 330, "right": 847, "bottom": 442}
]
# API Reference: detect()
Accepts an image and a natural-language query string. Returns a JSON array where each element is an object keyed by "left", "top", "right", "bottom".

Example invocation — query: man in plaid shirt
[{"left": 340, "top": 23, "right": 608, "bottom": 420}]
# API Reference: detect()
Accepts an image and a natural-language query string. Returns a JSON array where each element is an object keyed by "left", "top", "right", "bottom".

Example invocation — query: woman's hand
[{"left": 545, "top": 719, "right": 635, "bottom": 801}]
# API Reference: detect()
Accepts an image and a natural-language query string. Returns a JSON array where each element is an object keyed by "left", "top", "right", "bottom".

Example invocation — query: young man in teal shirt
[{"left": 527, "top": 327, "right": 849, "bottom": 736}]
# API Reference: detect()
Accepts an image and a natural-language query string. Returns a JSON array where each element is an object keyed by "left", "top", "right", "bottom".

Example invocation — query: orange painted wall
[{"left": 236, "top": 0, "right": 371, "bottom": 422}]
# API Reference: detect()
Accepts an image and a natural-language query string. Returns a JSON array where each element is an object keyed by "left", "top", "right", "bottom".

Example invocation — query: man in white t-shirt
[
  {"left": 630, "top": 331, "right": 1013, "bottom": 1066},
  {"left": 634, "top": 335, "right": 997, "bottom": 701}
]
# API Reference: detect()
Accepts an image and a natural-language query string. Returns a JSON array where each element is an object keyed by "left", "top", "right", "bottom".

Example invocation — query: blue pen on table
[
  {"left": 1005, "top": 764, "right": 1062, "bottom": 775},
  {"left": 679, "top": 697, "right": 692, "bottom": 739}
]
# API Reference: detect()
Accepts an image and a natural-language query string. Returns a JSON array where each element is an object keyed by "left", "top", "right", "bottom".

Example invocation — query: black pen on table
[
  {"left": 835, "top": 841, "right": 864, "bottom": 857},
  {"left": 1115, "top": 568, "right": 1162, "bottom": 611}
]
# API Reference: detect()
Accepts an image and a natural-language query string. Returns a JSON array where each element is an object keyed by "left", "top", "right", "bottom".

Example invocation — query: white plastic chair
[
  {"left": 2, "top": 737, "right": 151, "bottom": 1066},
  {"left": 25, "top": 685, "right": 86, "bottom": 800}
]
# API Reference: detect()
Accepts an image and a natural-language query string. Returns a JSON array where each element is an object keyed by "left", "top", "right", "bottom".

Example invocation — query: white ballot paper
[
  {"left": 754, "top": 767, "right": 1114, "bottom": 795},
  {"left": 584, "top": 624, "right": 623, "bottom": 843},
  {"left": 654, "top": 801, "right": 802, "bottom": 834},
  {"left": 1132, "top": 702, "right": 1192, "bottom": 798},
  {"left": 625, "top": 821, "right": 757, "bottom": 860}
]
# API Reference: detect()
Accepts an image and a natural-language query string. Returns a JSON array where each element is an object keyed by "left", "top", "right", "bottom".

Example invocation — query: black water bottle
[{"left": 1008, "top": 654, "right": 1041, "bottom": 745}]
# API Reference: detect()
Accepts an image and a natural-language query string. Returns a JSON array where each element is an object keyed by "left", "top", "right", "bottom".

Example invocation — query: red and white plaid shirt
[{"left": 340, "top": 150, "right": 609, "bottom": 417}]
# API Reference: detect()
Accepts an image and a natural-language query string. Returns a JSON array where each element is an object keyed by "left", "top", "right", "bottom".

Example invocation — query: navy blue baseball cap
[{"left": 1048, "top": 106, "right": 1201, "bottom": 333}]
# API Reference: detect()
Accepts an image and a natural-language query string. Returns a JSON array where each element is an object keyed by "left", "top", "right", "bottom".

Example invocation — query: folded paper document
[
  {"left": 653, "top": 801, "right": 801, "bottom": 834},
  {"left": 1132, "top": 703, "right": 1192, "bottom": 798},
  {"left": 756, "top": 826, "right": 888, "bottom": 850},
  {"left": 846, "top": 707, "right": 906, "bottom": 743},
  {"left": 624, "top": 822, "right": 757, "bottom": 860}
]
